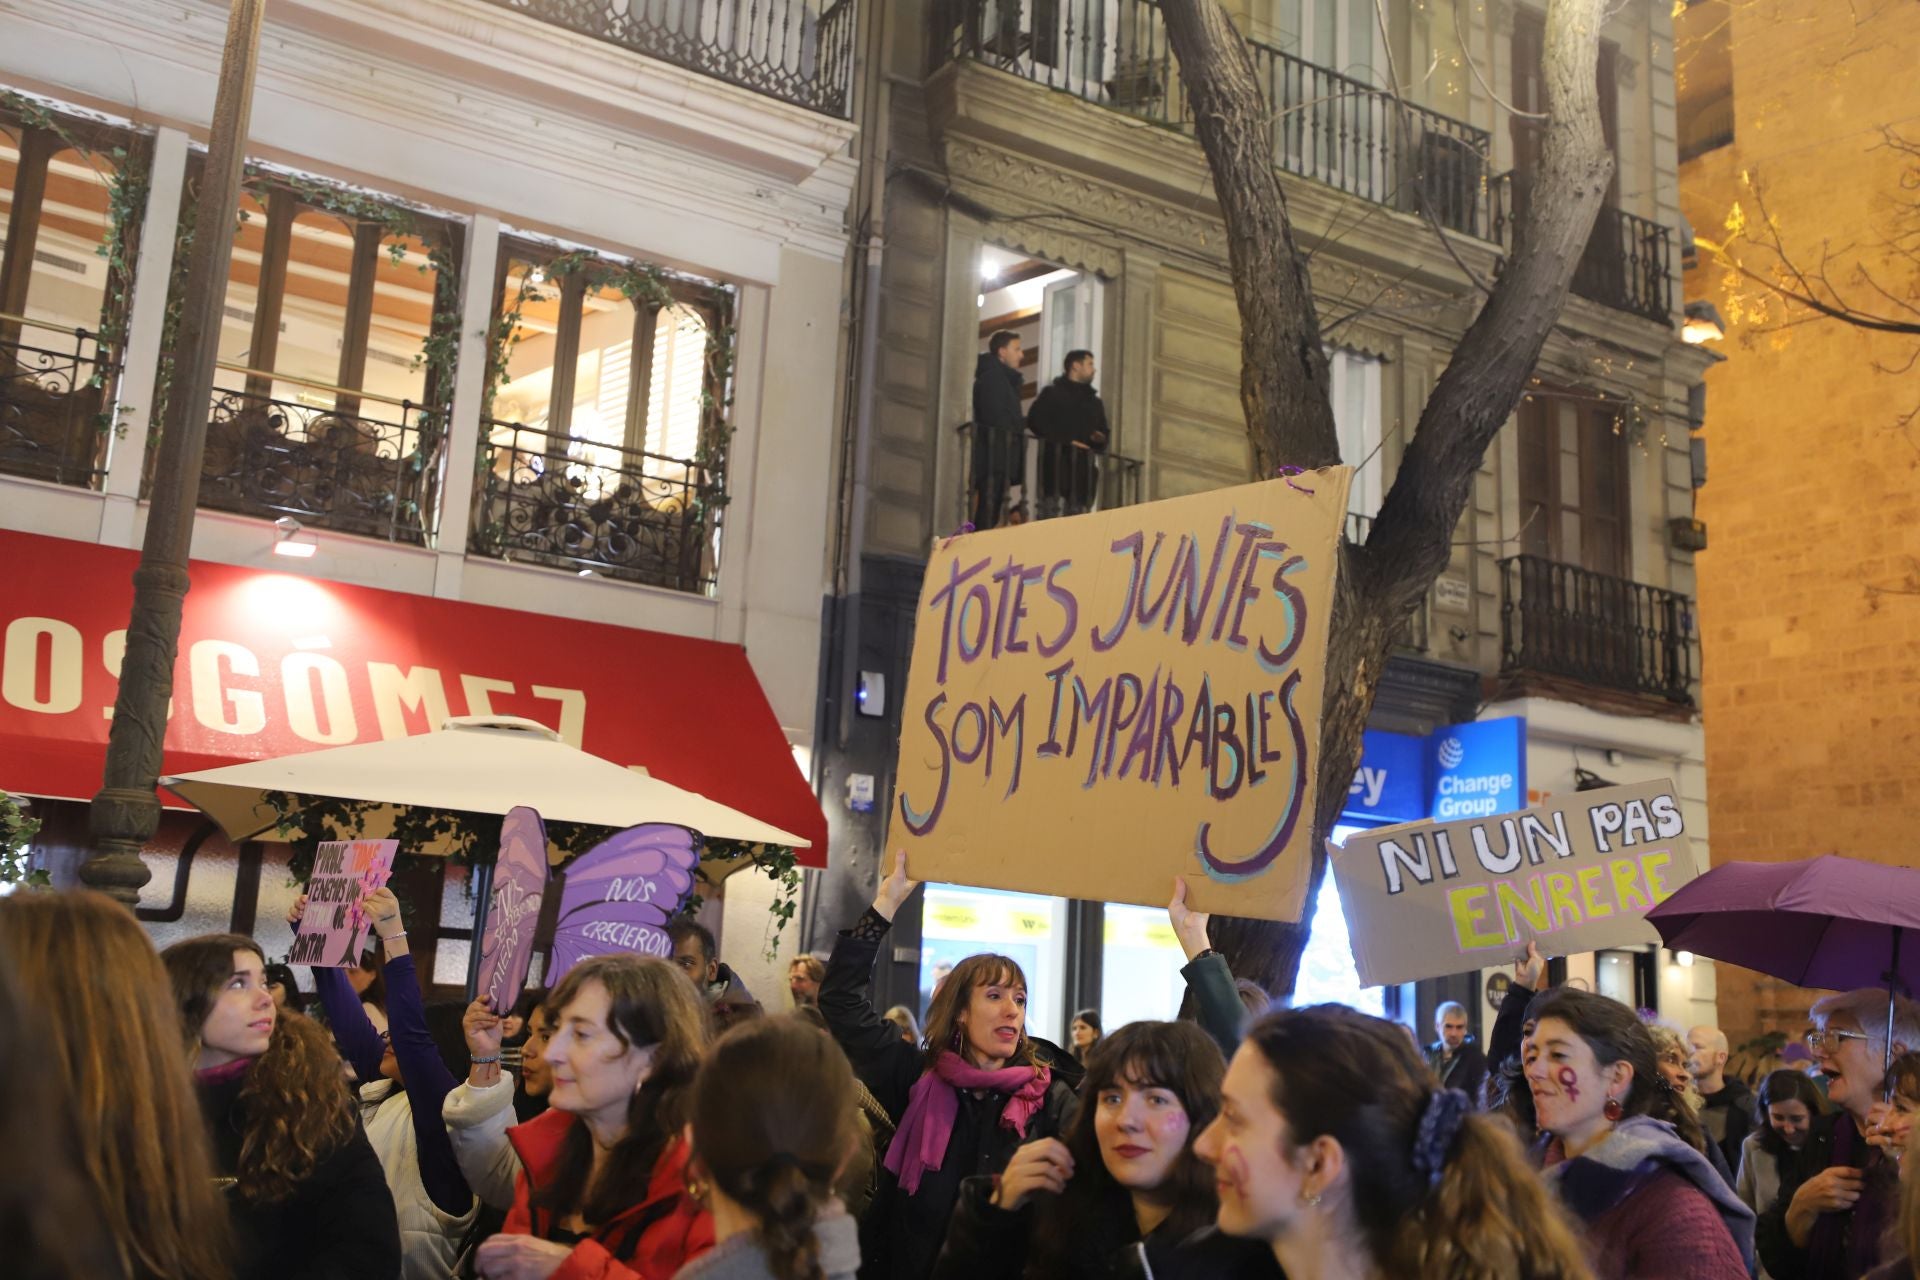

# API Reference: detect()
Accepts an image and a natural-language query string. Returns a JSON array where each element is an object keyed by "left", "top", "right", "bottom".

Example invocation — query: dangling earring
[
  {"left": 949, "top": 1023, "right": 964, "bottom": 1054},
  {"left": 1603, "top": 1097, "right": 1624, "bottom": 1122},
  {"left": 1300, "top": 1188, "right": 1323, "bottom": 1208}
]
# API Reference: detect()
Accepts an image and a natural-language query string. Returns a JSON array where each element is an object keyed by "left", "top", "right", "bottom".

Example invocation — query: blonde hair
[{"left": 0, "top": 891, "right": 231, "bottom": 1280}]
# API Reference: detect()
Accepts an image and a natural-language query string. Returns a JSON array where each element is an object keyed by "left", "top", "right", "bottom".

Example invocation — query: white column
[
  {"left": 98, "top": 125, "right": 190, "bottom": 546},
  {"left": 431, "top": 212, "right": 501, "bottom": 600}
]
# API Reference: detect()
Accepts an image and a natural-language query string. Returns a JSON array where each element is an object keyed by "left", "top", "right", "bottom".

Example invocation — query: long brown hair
[
  {"left": 534, "top": 955, "right": 711, "bottom": 1229},
  {"left": 1247, "top": 1005, "right": 1592, "bottom": 1280},
  {"left": 161, "top": 933, "right": 358, "bottom": 1204},
  {"left": 691, "top": 1018, "right": 857, "bottom": 1280},
  {"left": 0, "top": 891, "right": 232, "bottom": 1280},
  {"left": 0, "top": 952, "right": 122, "bottom": 1280},
  {"left": 1031, "top": 1021, "right": 1224, "bottom": 1273},
  {"left": 1526, "top": 988, "right": 1709, "bottom": 1154},
  {"left": 920, "top": 952, "right": 1040, "bottom": 1069}
]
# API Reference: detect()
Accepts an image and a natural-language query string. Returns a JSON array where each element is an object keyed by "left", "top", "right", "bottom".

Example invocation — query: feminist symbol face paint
[{"left": 1555, "top": 1065, "right": 1581, "bottom": 1102}]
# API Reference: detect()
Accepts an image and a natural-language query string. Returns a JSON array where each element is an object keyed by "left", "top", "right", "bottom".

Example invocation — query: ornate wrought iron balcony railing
[
  {"left": 481, "top": 0, "right": 857, "bottom": 117},
  {"left": 472, "top": 418, "right": 723, "bottom": 594},
  {"left": 931, "top": 0, "right": 1497, "bottom": 239},
  {"left": 0, "top": 315, "right": 115, "bottom": 489},
  {"left": 959, "top": 418, "right": 1143, "bottom": 530},
  {"left": 192, "top": 372, "right": 443, "bottom": 545},
  {"left": 1499, "top": 554, "right": 1695, "bottom": 705},
  {"left": 1491, "top": 176, "right": 1675, "bottom": 325}
]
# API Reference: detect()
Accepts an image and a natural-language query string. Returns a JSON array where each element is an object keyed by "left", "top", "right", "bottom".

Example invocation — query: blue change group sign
[{"left": 1342, "top": 717, "right": 1526, "bottom": 826}]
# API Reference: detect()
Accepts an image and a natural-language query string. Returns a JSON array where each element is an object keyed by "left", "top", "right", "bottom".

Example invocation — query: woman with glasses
[
  {"left": 163, "top": 928, "right": 401, "bottom": 1279},
  {"left": 1646, "top": 1021, "right": 1738, "bottom": 1187},
  {"left": 1759, "top": 991, "right": 1920, "bottom": 1280},
  {"left": 292, "top": 887, "right": 479, "bottom": 1279}
]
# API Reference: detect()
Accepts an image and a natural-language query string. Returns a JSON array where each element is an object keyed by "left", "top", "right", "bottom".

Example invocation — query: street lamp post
[{"left": 81, "top": 0, "right": 268, "bottom": 904}]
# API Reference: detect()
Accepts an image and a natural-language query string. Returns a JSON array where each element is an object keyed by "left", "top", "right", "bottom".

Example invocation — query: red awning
[{"left": 0, "top": 529, "right": 827, "bottom": 863}]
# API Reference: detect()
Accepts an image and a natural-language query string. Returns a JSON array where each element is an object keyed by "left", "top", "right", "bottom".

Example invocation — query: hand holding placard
[
  {"left": 873, "top": 850, "right": 920, "bottom": 922},
  {"left": 1168, "top": 876, "right": 1212, "bottom": 962}
]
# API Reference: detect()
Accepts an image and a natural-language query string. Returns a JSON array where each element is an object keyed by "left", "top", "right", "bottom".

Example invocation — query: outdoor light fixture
[
  {"left": 1682, "top": 300, "right": 1726, "bottom": 344},
  {"left": 530, "top": 267, "right": 547, "bottom": 285},
  {"left": 981, "top": 260, "right": 1001, "bottom": 283},
  {"left": 855, "top": 670, "right": 887, "bottom": 718},
  {"left": 272, "top": 517, "right": 317, "bottom": 558},
  {"left": 1573, "top": 766, "right": 1617, "bottom": 792},
  {"left": 1675, "top": 950, "right": 1696, "bottom": 967}
]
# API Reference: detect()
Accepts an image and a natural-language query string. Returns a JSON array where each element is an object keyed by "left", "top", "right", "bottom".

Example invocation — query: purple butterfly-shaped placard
[
  {"left": 477, "top": 806, "right": 550, "bottom": 1013},
  {"left": 547, "top": 823, "right": 703, "bottom": 985}
]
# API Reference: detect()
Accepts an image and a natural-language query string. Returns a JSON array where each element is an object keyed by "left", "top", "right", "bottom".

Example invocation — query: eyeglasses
[{"left": 1805, "top": 1029, "right": 1871, "bottom": 1053}]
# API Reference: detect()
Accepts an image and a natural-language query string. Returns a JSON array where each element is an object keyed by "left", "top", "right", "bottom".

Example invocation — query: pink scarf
[{"left": 884, "top": 1051, "right": 1052, "bottom": 1195}]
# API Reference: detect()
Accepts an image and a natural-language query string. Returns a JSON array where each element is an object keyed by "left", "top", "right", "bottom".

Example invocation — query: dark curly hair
[{"left": 163, "top": 932, "right": 359, "bottom": 1204}]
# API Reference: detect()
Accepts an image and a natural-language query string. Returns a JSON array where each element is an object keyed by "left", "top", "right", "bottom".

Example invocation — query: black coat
[
  {"left": 821, "top": 908, "right": 1080, "bottom": 1280},
  {"left": 1426, "top": 1038, "right": 1488, "bottom": 1103},
  {"left": 1026, "top": 377, "right": 1108, "bottom": 451},
  {"left": 973, "top": 351, "right": 1025, "bottom": 434},
  {"left": 197, "top": 1070, "right": 403, "bottom": 1280},
  {"left": 1700, "top": 1076, "right": 1756, "bottom": 1175},
  {"left": 1756, "top": 1110, "right": 1901, "bottom": 1280},
  {"left": 933, "top": 1175, "right": 1283, "bottom": 1280}
]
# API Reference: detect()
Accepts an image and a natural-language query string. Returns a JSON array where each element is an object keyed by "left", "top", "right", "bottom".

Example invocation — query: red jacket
[{"left": 501, "top": 1108, "right": 714, "bottom": 1280}]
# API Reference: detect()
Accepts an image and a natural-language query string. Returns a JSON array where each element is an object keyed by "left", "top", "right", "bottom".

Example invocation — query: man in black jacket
[
  {"left": 1689, "top": 1024, "right": 1755, "bottom": 1173},
  {"left": 1026, "top": 348, "right": 1109, "bottom": 516},
  {"left": 970, "top": 329, "right": 1026, "bottom": 530},
  {"left": 1425, "top": 1000, "right": 1488, "bottom": 1102}
]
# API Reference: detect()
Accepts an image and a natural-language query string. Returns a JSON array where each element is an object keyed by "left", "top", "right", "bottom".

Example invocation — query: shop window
[
  {"left": 918, "top": 883, "right": 1069, "bottom": 1044},
  {"left": 1098, "top": 902, "right": 1187, "bottom": 1033}
]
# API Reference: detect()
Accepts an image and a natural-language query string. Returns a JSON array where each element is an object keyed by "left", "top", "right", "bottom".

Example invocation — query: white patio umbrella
[{"left": 161, "top": 715, "right": 809, "bottom": 858}]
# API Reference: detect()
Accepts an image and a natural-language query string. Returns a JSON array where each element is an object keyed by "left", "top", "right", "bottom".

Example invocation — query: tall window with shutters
[{"left": 477, "top": 241, "right": 730, "bottom": 593}]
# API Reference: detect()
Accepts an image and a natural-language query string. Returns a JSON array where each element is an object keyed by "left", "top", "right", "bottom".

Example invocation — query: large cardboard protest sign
[
  {"left": 1330, "top": 780, "right": 1698, "bottom": 986},
  {"left": 886, "top": 471, "right": 1351, "bottom": 921},
  {"left": 290, "top": 838, "right": 398, "bottom": 967}
]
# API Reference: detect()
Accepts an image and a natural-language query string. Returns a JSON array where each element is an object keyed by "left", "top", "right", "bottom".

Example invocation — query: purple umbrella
[{"left": 1647, "top": 855, "right": 1920, "bottom": 1074}]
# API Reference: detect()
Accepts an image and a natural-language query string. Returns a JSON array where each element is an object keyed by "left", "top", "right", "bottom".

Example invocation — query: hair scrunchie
[{"left": 1410, "top": 1087, "right": 1473, "bottom": 1187}]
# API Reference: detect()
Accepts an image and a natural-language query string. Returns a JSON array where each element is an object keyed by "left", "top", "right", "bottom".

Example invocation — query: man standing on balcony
[
  {"left": 970, "top": 329, "right": 1025, "bottom": 530},
  {"left": 1028, "top": 348, "right": 1109, "bottom": 517}
]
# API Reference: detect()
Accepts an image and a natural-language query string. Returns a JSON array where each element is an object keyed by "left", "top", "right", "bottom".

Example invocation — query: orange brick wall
[{"left": 1680, "top": 0, "right": 1920, "bottom": 1047}]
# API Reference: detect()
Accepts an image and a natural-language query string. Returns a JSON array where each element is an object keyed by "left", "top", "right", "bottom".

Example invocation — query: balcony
[
  {"left": 1499, "top": 555, "right": 1694, "bottom": 706},
  {"left": 959, "top": 419, "right": 1142, "bottom": 528},
  {"left": 471, "top": 418, "right": 723, "bottom": 593},
  {"left": 189, "top": 371, "right": 443, "bottom": 545},
  {"left": 1493, "top": 177, "right": 1674, "bottom": 325},
  {"left": 931, "top": 0, "right": 1497, "bottom": 239},
  {"left": 481, "top": 0, "right": 858, "bottom": 116},
  {"left": 0, "top": 316, "right": 115, "bottom": 490}
]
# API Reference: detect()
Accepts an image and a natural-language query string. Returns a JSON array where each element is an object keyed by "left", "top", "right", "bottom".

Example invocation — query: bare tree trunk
[{"left": 1160, "top": 0, "right": 1615, "bottom": 997}]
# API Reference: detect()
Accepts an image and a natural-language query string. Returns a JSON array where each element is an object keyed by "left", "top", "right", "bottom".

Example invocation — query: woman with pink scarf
[{"left": 818, "top": 852, "right": 1080, "bottom": 1280}]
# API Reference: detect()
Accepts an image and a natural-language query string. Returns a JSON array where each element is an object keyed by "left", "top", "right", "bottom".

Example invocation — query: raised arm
[
  {"left": 818, "top": 851, "right": 925, "bottom": 1120},
  {"left": 291, "top": 892, "right": 386, "bottom": 1083},
  {"left": 1170, "top": 876, "right": 1244, "bottom": 1057},
  {"left": 363, "top": 887, "right": 471, "bottom": 1217}
]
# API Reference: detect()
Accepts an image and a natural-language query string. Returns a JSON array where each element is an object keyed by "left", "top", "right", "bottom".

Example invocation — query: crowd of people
[{"left": 3, "top": 850, "right": 1919, "bottom": 1280}]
